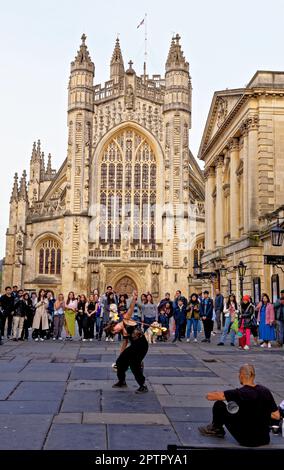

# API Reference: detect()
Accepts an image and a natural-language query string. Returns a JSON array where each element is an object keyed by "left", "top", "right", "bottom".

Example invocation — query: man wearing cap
[
  {"left": 199, "top": 364, "right": 280, "bottom": 446},
  {"left": 274, "top": 289, "right": 284, "bottom": 347}
]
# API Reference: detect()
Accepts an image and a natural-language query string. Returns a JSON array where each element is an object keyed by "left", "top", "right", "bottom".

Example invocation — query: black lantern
[
  {"left": 193, "top": 261, "right": 201, "bottom": 276},
  {"left": 237, "top": 261, "right": 247, "bottom": 299},
  {"left": 237, "top": 261, "right": 247, "bottom": 279},
  {"left": 271, "top": 223, "right": 284, "bottom": 247}
]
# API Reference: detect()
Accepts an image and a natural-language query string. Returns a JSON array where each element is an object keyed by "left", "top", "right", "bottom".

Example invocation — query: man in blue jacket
[
  {"left": 200, "top": 290, "right": 214, "bottom": 343},
  {"left": 173, "top": 298, "right": 187, "bottom": 342}
]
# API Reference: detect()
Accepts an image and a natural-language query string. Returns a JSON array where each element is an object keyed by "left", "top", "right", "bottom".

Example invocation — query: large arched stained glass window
[
  {"left": 38, "top": 239, "right": 62, "bottom": 275},
  {"left": 99, "top": 129, "right": 157, "bottom": 245}
]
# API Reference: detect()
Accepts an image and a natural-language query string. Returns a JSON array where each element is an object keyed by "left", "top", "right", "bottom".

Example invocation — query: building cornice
[{"left": 199, "top": 88, "right": 284, "bottom": 160}]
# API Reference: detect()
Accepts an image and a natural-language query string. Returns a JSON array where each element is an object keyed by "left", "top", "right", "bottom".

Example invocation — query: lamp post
[
  {"left": 187, "top": 273, "right": 192, "bottom": 298},
  {"left": 271, "top": 218, "right": 284, "bottom": 247},
  {"left": 237, "top": 260, "right": 247, "bottom": 299},
  {"left": 193, "top": 261, "right": 201, "bottom": 276}
]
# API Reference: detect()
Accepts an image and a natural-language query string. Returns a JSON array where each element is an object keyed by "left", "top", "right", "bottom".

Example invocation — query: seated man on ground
[{"left": 199, "top": 364, "right": 280, "bottom": 447}]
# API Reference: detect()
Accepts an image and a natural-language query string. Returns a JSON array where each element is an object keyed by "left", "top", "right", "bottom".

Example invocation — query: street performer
[{"left": 104, "top": 291, "right": 149, "bottom": 394}]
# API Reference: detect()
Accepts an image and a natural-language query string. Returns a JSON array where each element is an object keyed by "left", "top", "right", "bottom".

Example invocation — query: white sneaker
[
  {"left": 40, "top": 338, "right": 44, "bottom": 342},
  {"left": 194, "top": 338, "right": 198, "bottom": 343},
  {"left": 260, "top": 343, "right": 266, "bottom": 348},
  {"left": 53, "top": 337, "right": 56, "bottom": 341},
  {"left": 34, "top": 338, "right": 39, "bottom": 342},
  {"left": 105, "top": 337, "right": 109, "bottom": 342},
  {"left": 89, "top": 339, "right": 93, "bottom": 342},
  {"left": 268, "top": 342, "right": 272, "bottom": 349},
  {"left": 186, "top": 339, "right": 190, "bottom": 343},
  {"left": 243, "top": 345, "right": 249, "bottom": 350},
  {"left": 58, "top": 337, "right": 63, "bottom": 341},
  {"left": 82, "top": 339, "right": 87, "bottom": 342},
  {"left": 110, "top": 338, "right": 114, "bottom": 342}
]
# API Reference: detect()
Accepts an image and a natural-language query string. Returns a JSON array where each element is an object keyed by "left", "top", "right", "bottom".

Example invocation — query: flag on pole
[{"left": 137, "top": 17, "right": 145, "bottom": 29}]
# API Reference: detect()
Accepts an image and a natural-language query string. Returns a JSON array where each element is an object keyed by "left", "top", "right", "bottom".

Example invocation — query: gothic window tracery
[
  {"left": 99, "top": 129, "right": 157, "bottom": 245},
  {"left": 38, "top": 239, "right": 62, "bottom": 275},
  {"left": 193, "top": 239, "right": 205, "bottom": 267}
]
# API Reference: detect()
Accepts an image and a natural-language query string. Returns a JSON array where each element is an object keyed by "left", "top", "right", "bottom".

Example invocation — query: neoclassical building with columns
[
  {"left": 2, "top": 34, "right": 205, "bottom": 298},
  {"left": 199, "top": 71, "right": 284, "bottom": 301}
]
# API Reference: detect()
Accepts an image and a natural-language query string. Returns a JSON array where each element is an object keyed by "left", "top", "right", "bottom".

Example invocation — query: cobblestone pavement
[{"left": 0, "top": 334, "right": 284, "bottom": 450}]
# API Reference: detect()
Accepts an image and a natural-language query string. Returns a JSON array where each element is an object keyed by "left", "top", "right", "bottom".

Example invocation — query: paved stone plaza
[{"left": 0, "top": 337, "right": 284, "bottom": 450}]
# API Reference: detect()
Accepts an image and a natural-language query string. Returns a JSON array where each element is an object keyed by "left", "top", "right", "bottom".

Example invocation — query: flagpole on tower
[{"left": 143, "top": 13, "right": 147, "bottom": 82}]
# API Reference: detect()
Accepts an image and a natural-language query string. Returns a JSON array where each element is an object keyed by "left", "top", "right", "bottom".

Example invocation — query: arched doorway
[{"left": 114, "top": 276, "right": 138, "bottom": 296}]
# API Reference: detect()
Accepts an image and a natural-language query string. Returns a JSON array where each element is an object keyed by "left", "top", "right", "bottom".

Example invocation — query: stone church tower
[{"left": 2, "top": 34, "right": 205, "bottom": 298}]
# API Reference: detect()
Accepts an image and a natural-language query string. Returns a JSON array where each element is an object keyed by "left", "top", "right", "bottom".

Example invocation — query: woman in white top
[
  {"left": 64, "top": 292, "right": 78, "bottom": 340},
  {"left": 217, "top": 294, "right": 239, "bottom": 346},
  {"left": 32, "top": 289, "right": 49, "bottom": 341}
]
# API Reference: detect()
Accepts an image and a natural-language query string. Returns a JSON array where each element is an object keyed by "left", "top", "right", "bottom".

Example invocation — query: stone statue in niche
[
  {"left": 152, "top": 273, "right": 159, "bottom": 296},
  {"left": 125, "top": 84, "right": 134, "bottom": 110},
  {"left": 16, "top": 233, "right": 24, "bottom": 255}
]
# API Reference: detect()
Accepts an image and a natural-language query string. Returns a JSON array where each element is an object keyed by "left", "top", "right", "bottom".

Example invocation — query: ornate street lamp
[
  {"left": 271, "top": 219, "right": 284, "bottom": 247},
  {"left": 237, "top": 261, "right": 247, "bottom": 299},
  {"left": 193, "top": 261, "right": 201, "bottom": 276}
]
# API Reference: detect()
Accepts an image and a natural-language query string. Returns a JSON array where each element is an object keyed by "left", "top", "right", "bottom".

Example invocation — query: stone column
[
  {"left": 240, "top": 123, "right": 249, "bottom": 233},
  {"left": 215, "top": 156, "right": 224, "bottom": 247},
  {"left": 205, "top": 166, "right": 215, "bottom": 251},
  {"left": 246, "top": 115, "right": 259, "bottom": 232},
  {"left": 229, "top": 138, "right": 240, "bottom": 240},
  {"left": 204, "top": 172, "right": 209, "bottom": 251}
]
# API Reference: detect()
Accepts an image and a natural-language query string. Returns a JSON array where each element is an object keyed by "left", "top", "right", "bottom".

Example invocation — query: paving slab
[
  {"left": 9, "top": 381, "right": 66, "bottom": 401},
  {"left": 157, "top": 395, "right": 212, "bottom": 408},
  {"left": 67, "top": 380, "right": 138, "bottom": 391},
  {"left": 44, "top": 423, "right": 106, "bottom": 450},
  {"left": 53, "top": 413, "right": 82, "bottom": 424},
  {"left": 165, "top": 384, "right": 226, "bottom": 396},
  {"left": 147, "top": 376, "right": 228, "bottom": 385},
  {"left": 101, "top": 391, "right": 162, "bottom": 413},
  {"left": 0, "top": 400, "right": 60, "bottom": 414},
  {"left": 164, "top": 407, "right": 212, "bottom": 422},
  {"left": 107, "top": 424, "right": 181, "bottom": 450},
  {"left": 0, "top": 381, "right": 19, "bottom": 400},
  {"left": 70, "top": 367, "right": 111, "bottom": 380},
  {"left": 83, "top": 412, "right": 170, "bottom": 425},
  {"left": 0, "top": 414, "right": 52, "bottom": 449},
  {"left": 145, "top": 368, "right": 184, "bottom": 377},
  {"left": 60, "top": 391, "right": 101, "bottom": 412},
  {"left": 151, "top": 384, "right": 170, "bottom": 395}
]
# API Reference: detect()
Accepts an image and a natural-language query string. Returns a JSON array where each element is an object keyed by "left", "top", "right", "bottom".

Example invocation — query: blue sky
[{"left": 1, "top": 0, "right": 284, "bottom": 257}]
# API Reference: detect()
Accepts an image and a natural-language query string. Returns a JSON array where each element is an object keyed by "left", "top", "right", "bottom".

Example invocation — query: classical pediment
[{"left": 198, "top": 89, "right": 244, "bottom": 159}]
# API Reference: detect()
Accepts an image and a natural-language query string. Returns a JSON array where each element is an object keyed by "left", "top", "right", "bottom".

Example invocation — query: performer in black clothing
[{"left": 105, "top": 291, "right": 149, "bottom": 394}]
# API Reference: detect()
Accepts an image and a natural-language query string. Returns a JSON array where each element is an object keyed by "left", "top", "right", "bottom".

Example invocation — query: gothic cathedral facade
[{"left": 2, "top": 34, "right": 205, "bottom": 298}]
